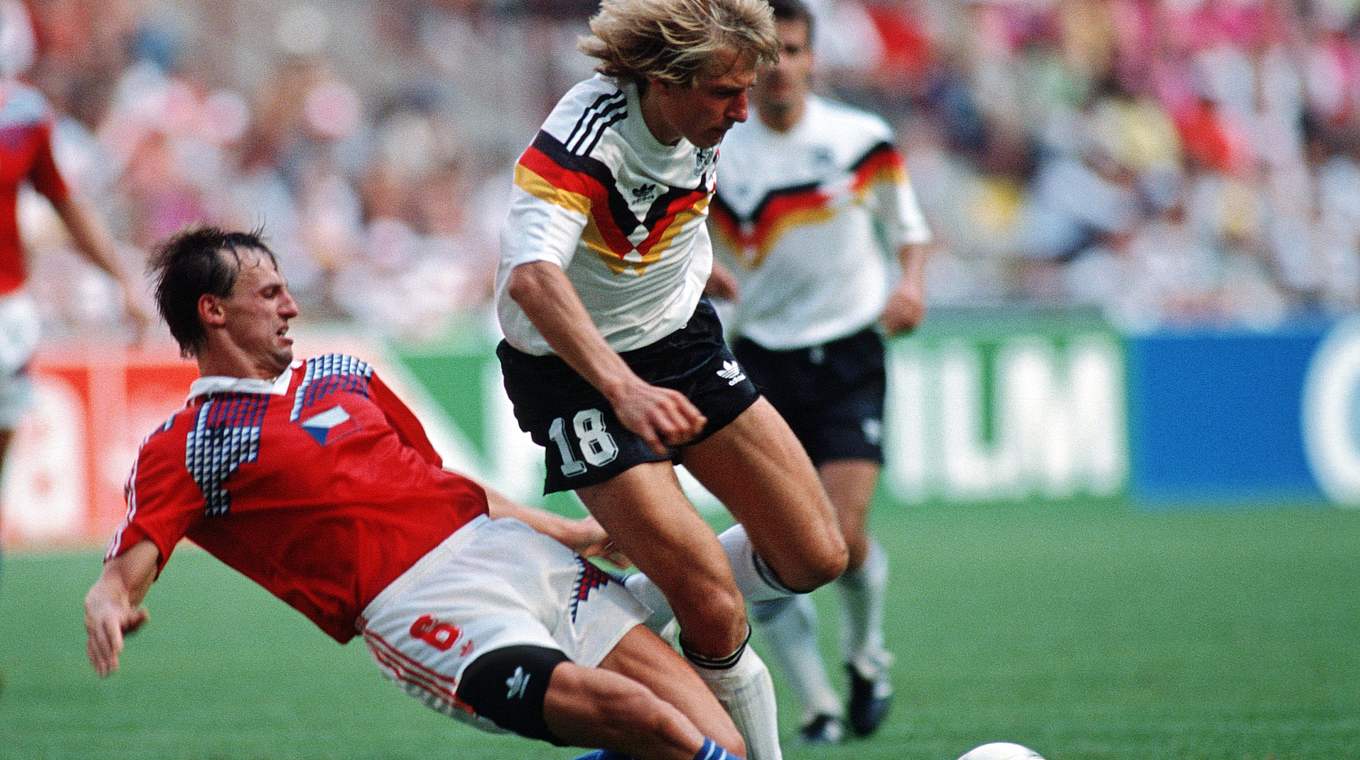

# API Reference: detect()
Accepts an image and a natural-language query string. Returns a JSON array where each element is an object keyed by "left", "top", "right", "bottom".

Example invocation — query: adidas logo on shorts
[
  {"left": 505, "top": 666, "right": 530, "bottom": 700},
  {"left": 717, "top": 360, "right": 746, "bottom": 386}
]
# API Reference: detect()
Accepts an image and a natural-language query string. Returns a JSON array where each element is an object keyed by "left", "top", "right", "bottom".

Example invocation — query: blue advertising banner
[{"left": 1126, "top": 323, "right": 1340, "bottom": 507}]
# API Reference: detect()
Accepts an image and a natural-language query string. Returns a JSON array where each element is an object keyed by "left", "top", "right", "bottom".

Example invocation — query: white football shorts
[
  {"left": 0, "top": 290, "right": 39, "bottom": 428},
  {"left": 356, "top": 514, "right": 647, "bottom": 733}
]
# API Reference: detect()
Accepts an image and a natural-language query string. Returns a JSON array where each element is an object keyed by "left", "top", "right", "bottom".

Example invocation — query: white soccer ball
[{"left": 957, "top": 742, "right": 1046, "bottom": 760}]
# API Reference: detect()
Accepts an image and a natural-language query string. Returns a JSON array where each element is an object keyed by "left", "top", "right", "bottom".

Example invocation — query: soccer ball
[{"left": 957, "top": 742, "right": 1046, "bottom": 760}]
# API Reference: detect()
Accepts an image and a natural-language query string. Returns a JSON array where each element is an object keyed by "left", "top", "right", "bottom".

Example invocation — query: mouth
[{"left": 277, "top": 325, "right": 293, "bottom": 344}]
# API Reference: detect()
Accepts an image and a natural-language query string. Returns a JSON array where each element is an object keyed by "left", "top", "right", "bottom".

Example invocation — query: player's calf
[{"left": 543, "top": 659, "right": 741, "bottom": 759}]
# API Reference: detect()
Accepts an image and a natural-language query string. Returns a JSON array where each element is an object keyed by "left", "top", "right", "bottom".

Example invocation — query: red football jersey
[
  {"left": 0, "top": 82, "right": 70, "bottom": 295},
  {"left": 108, "top": 354, "right": 489, "bottom": 643}
]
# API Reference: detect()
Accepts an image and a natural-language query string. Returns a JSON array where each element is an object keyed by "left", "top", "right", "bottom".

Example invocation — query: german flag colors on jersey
[
  {"left": 497, "top": 76, "right": 718, "bottom": 356},
  {"left": 710, "top": 96, "right": 932, "bottom": 350}
]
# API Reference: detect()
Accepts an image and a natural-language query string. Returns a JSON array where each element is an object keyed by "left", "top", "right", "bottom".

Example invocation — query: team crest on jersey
[
  {"left": 695, "top": 146, "right": 717, "bottom": 175},
  {"left": 569, "top": 556, "right": 613, "bottom": 622},
  {"left": 301, "top": 405, "right": 351, "bottom": 445}
]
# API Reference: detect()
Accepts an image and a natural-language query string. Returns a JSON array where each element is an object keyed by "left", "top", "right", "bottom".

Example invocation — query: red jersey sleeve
[
  {"left": 368, "top": 371, "right": 443, "bottom": 468},
  {"left": 27, "top": 121, "right": 70, "bottom": 204},
  {"left": 105, "top": 425, "right": 202, "bottom": 573}
]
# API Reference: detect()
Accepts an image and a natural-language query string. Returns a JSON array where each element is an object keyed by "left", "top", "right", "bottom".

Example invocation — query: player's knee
[
  {"left": 671, "top": 582, "right": 747, "bottom": 653},
  {"left": 843, "top": 530, "right": 871, "bottom": 571},
  {"left": 776, "top": 539, "right": 847, "bottom": 593}
]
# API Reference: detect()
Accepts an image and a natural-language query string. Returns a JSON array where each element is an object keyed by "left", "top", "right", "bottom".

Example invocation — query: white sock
[
  {"left": 751, "top": 595, "right": 842, "bottom": 722},
  {"left": 686, "top": 635, "right": 783, "bottom": 760},
  {"left": 837, "top": 537, "right": 892, "bottom": 676},
  {"left": 625, "top": 523, "right": 793, "bottom": 631}
]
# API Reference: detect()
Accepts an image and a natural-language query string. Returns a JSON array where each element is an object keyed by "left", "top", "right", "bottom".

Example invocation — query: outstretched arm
[
  {"left": 84, "top": 539, "right": 158, "bottom": 677},
  {"left": 51, "top": 195, "right": 153, "bottom": 338}
]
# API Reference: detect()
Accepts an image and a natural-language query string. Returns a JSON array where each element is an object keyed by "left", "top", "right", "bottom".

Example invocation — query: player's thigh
[
  {"left": 683, "top": 398, "right": 846, "bottom": 589},
  {"left": 576, "top": 462, "right": 744, "bottom": 633},
  {"left": 357, "top": 518, "right": 646, "bottom": 739},
  {"left": 818, "top": 459, "right": 880, "bottom": 567}
]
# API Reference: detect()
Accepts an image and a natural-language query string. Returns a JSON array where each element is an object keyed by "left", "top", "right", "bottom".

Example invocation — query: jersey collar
[{"left": 187, "top": 360, "right": 300, "bottom": 401}]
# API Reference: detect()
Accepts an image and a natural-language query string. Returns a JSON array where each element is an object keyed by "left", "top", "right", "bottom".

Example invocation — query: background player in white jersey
[
  {"left": 706, "top": 0, "right": 933, "bottom": 744},
  {"left": 495, "top": 1, "right": 848, "bottom": 757},
  {"left": 84, "top": 226, "right": 747, "bottom": 760}
]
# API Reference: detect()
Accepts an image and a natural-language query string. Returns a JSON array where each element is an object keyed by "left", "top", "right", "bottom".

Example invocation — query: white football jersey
[
  {"left": 497, "top": 75, "right": 718, "bottom": 355},
  {"left": 710, "top": 95, "right": 932, "bottom": 349}
]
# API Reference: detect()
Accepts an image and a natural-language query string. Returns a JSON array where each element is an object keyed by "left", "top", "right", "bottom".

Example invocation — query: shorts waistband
[
  {"left": 738, "top": 325, "right": 880, "bottom": 357},
  {"left": 358, "top": 514, "right": 490, "bottom": 630}
]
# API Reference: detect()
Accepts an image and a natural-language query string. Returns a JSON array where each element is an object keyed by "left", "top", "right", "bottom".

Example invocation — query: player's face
[
  {"left": 652, "top": 48, "right": 758, "bottom": 148},
  {"left": 754, "top": 19, "right": 813, "bottom": 115},
  {"left": 220, "top": 251, "right": 299, "bottom": 379}
]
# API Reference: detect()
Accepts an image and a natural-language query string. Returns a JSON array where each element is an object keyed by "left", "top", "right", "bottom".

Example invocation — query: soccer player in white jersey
[
  {"left": 495, "top": 2, "right": 848, "bottom": 758},
  {"left": 706, "top": 0, "right": 933, "bottom": 744}
]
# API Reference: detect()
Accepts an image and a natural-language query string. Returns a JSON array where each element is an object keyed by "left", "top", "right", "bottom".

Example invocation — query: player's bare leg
[
  {"left": 820, "top": 460, "right": 877, "bottom": 570},
  {"left": 683, "top": 398, "right": 847, "bottom": 591},
  {"left": 578, "top": 464, "right": 747, "bottom": 656},
  {"left": 756, "top": 456, "right": 881, "bottom": 745},
  {"left": 595, "top": 625, "right": 745, "bottom": 753},
  {"left": 820, "top": 459, "right": 893, "bottom": 736},
  {"left": 579, "top": 463, "right": 784, "bottom": 759},
  {"left": 544, "top": 658, "right": 739, "bottom": 760}
]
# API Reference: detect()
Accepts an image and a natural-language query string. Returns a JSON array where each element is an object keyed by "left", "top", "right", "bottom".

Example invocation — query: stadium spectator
[
  {"left": 10, "top": 1, "right": 1360, "bottom": 344},
  {"left": 83, "top": 226, "right": 747, "bottom": 760},
  {"left": 493, "top": 1, "right": 847, "bottom": 757},
  {"left": 704, "top": 0, "right": 932, "bottom": 744}
]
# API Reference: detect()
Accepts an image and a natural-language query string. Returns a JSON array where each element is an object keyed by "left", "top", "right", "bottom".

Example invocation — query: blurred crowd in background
[{"left": 13, "top": 0, "right": 1360, "bottom": 341}]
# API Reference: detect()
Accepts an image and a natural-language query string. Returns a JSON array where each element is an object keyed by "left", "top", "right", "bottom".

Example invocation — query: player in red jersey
[
  {"left": 83, "top": 227, "right": 745, "bottom": 760},
  {"left": 0, "top": 80, "right": 150, "bottom": 512}
]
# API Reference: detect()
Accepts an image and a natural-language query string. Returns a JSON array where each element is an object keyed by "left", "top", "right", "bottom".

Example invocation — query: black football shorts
[
  {"left": 732, "top": 327, "right": 887, "bottom": 466},
  {"left": 497, "top": 298, "right": 760, "bottom": 494}
]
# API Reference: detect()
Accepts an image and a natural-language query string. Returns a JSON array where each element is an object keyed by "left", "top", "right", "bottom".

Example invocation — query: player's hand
[
  {"left": 570, "top": 516, "right": 633, "bottom": 568},
  {"left": 881, "top": 277, "right": 926, "bottom": 337},
  {"left": 705, "top": 263, "right": 740, "bottom": 301},
  {"left": 610, "top": 380, "right": 707, "bottom": 455},
  {"left": 84, "top": 593, "right": 149, "bottom": 678}
]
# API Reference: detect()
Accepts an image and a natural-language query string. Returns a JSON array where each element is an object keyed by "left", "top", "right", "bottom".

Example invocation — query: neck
[
  {"left": 758, "top": 97, "right": 806, "bottom": 133},
  {"left": 197, "top": 348, "right": 280, "bottom": 381},
  {"left": 639, "top": 82, "right": 682, "bottom": 145}
]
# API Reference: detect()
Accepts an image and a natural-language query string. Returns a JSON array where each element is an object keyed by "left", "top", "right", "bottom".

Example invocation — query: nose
[
  {"left": 280, "top": 289, "right": 300, "bottom": 318},
  {"left": 728, "top": 90, "right": 749, "bottom": 123}
]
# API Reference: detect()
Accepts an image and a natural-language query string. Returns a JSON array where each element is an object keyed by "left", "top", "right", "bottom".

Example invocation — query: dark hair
[
  {"left": 768, "top": 0, "right": 814, "bottom": 42},
  {"left": 148, "top": 226, "right": 278, "bottom": 357}
]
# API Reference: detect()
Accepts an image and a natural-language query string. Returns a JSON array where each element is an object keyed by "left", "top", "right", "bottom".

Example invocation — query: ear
[{"left": 197, "top": 293, "right": 226, "bottom": 328}]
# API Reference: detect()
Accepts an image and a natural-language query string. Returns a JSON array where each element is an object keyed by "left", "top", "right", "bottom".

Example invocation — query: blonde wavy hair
[{"left": 579, "top": 0, "right": 779, "bottom": 87}]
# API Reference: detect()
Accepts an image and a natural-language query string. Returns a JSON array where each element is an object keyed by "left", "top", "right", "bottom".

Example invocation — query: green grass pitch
[{"left": 2, "top": 501, "right": 1358, "bottom": 759}]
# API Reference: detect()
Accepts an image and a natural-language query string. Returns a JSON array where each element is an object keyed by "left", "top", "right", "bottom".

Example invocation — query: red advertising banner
[{"left": 1, "top": 342, "right": 197, "bottom": 549}]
